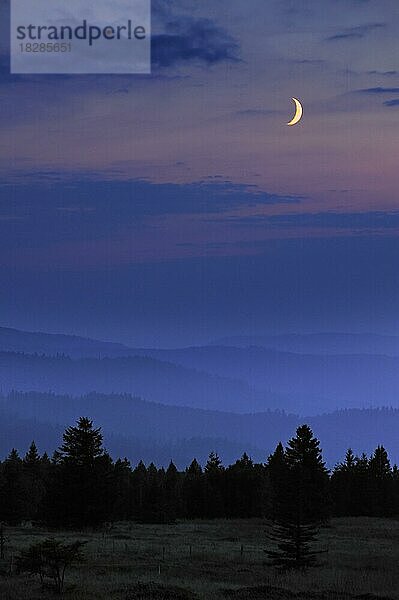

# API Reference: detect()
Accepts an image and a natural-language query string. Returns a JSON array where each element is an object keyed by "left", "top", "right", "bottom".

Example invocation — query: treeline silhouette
[{"left": 0, "top": 417, "right": 398, "bottom": 528}]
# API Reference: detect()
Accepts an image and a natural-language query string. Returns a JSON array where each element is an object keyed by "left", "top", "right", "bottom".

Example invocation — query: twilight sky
[{"left": 1, "top": 0, "right": 399, "bottom": 346}]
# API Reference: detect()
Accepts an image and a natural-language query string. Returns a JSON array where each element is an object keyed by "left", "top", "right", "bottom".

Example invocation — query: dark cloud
[
  {"left": 384, "top": 99, "right": 399, "bottom": 107},
  {"left": 367, "top": 70, "right": 398, "bottom": 76},
  {"left": 292, "top": 59, "right": 326, "bottom": 65},
  {"left": 357, "top": 87, "right": 399, "bottom": 94},
  {"left": 327, "top": 22, "right": 385, "bottom": 41},
  {"left": 329, "top": 32, "right": 363, "bottom": 41},
  {"left": 216, "top": 210, "right": 399, "bottom": 232},
  {"left": 152, "top": 18, "right": 240, "bottom": 68},
  {"left": 269, "top": 211, "right": 399, "bottom": 230},
  {"left": 0, "top": 2, "right": 239, "bottom": 82},
  {"left": 0, "top": 176, "right": 301, "bottom": 250},
  {"left": 234, "top": 109, "right": 278, "bottom": 117}
]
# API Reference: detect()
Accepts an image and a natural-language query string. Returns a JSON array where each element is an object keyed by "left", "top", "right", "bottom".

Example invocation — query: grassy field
[{"left": 0, "top": 517, "right": 398, "bottom": 599}]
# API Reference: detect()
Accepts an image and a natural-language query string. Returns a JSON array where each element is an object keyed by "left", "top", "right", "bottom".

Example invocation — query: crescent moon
[{"left": 287, "top": 97, "right": 303, "bottom": 126}]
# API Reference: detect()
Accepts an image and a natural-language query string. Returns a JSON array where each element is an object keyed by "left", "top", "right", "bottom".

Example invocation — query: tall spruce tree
[
  {"left": 331, "top": 448, "right": 359, "bottom": 516},
  {"left": 266, "top": 425, "right": 329, "bottom": 570},
  {"left": 183, "top": 459, "right": 204, "bottom": 518},
  {"left": 59, "top": 418, "right": 103, "bottom": 467},
  {"left": 267, "top": 442, "right": 288, "bottom": 520},
  {"left": 369, "top": 445, "right": 393, "bottom": 516},
  {"left": 225, "top": 454, "right": 268, "bottom": 518},
  {"left": 0, "top": 449, "right": 29, "bottom": 524},
  {"left": 131, "top": 461, "right": 147, "bottom": 520},
  {"left": 164, "top": 461, "right": 181, "bottom": 522},
  {"left": 48, "top": 418, "right": 114, "bottom": 527},
  {"left": 24, "top": 442, "right": 40, "bottom": 467},
  {"left": 140, "top": 463, "right": 166, "bottom": 523},
  {"left": 23, "top": 442, "right": 46, "bottom": 521},
  {"left": 204, "top": 452, "right": 225, "bottom": 518},
  {"left": 112, "top": 458, "right": 133, "bottom": 521}
]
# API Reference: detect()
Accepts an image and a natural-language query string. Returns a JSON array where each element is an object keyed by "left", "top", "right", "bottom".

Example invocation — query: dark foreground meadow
[{"left": 0, "top": 517, "right": 398, "bottom": 600}]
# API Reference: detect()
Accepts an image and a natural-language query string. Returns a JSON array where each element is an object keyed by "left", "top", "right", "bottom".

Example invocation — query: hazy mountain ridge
[
  {"left": 2, "top": 325, "right": 399, "bottom": 358},
  {"left": 211, "top": 333, "right": 399, "bottom": 356},
  {"left": 1, "top": 326, "right": 399, "bottom": 415},
  {"left": 0, "top": 326, "right": 132, "bottom": 358},
  {"left": 0, "top": 323, "right": 398, "bottom": 463},
  {"left": 2, "top": 392, "right": 399, "bottom": 466},
  {"left": 131, "top": 345, "right": 399, "bottom": 413},
  {"left": 0, "top": 350, "right": 281, "bottom": 413},
  {"left": 0, "top": 405, "right": 258, "bottom": 468}
]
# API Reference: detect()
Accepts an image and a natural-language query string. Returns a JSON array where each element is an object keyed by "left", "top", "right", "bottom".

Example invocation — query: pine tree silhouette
[
  {"left": 59, "top": 418, "right": 103, "bottom": 466},
  {"left": 112, "top": 458, "right": 132, "bottom": 521},
  {"left": 0, "top": 449, "right": 28, "bottom": 524},
  {"left": 183, "top": 459, "right": 204, "bottom": 518},
  {"left": 24, "top": 442, "right": 40, "bottom": 466},
  {"left": 3, "top": 417, "right": 399, "bottom": 527},
  {"left": 23, "top": 442, "right": 46, "bottom": 521},
  {"left": 48, "top": 418, "right": 114, "bottom": 527},
  {"left": 204, "top": 452, "right": 225, "bottom": 518},
  {"left": 267, "top": 442, "right": 288, "bottom": 520},
  {"left": 369, "top": 445, "right": 393, "bottom": 516},
  {"left": 164, "top": 461, "right": 181, "bottom": 522},
  {"left": 331, "top": 448, "right": 359, "bottom": 516},
  {"left": 266, "top": 425, "right": 329, "bottom": 570}
]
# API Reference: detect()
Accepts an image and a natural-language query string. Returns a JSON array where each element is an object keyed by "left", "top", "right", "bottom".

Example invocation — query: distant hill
[
  {"left": 131, "top": 345, "right": 399, "bottom": 413},
  {"left": 0, "top": 350, "right": 284, "bottom": 413},
  {"left": 211, "top": 333, "right": 399, "bottom": 356},
  {"left": 3, "top": 326, "right": 398, "bottom": 360},
  {"left": 0, "top": 404, "right": 258, "bottom": 468},
  {"left": 2, "top": 327, "right": 398, "bottom": 464},
  {"left": 0, "top": 326, "right": 131, "bottom": 358},
  {"left": 1, "top": 392, "right": 399, "bottom": 466},
  {"left": 1, "top": 326, "right": 399, "bottom": 415}
]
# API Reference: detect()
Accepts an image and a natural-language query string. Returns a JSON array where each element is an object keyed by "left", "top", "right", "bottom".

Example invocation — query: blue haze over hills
[{"left": 1, "top": 326, "right": 399, "bottom": 466}]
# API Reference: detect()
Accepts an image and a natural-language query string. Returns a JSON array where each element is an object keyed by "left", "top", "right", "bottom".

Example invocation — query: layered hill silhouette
[
  {"left": 1, "top": 326, "right": 399, "bottom": 415},
  {"left": 1, "top": 391, "right": 399, "bottom": 466},
  {"left": 211, "top": 332, "right": 399, "bottom": 356},
  {"left": 2, "top": 326, "right": 398, "bottom": 358},
  {"left": 0, "top": 326, "right": 131, "bottom": 358},
  {"left": 113, "top": 345, "right": 399, "bottom": 414},
  {"left": 1, "top": 324, "right": 399, "bottom": 464},
  {"left": 0, "top": 350, "right": 282, "bottom": 413}
]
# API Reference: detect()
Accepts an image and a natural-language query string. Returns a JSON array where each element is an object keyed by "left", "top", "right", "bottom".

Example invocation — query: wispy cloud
[
  {"left": 209, "top": 210, "right": 399, "bottom": 232},
  {"left": 234, "top": 109, "right": 279, "bottom": 117},
  {"left": 292, "top": 59, "right": 326, "bottom": 65},
  {"left": 367, "top": 70, "right": 398, "bottom": 77},
  {"left": 0, "top": 175, "right": 306, "bottom": 268},
  {"left": 384, "top": 99, "right": 399, "bottom": 107},
  {"left": 0, "top": 175, "right": 303, "bottom": 245},
  {"left": 327, "top": 22, "right": 385, "bottom": 41},
  {"left": 356, "top": 87, "right": 399, "bottom": 94},
  {"left": 152, "top": 18, "right": 240, "bottom": 68},
  {"left": 0, "top": 2, "right": 240, "bottom": 78}
]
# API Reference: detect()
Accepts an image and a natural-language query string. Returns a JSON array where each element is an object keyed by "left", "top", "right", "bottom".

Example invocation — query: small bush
[{"left": 17, "top": 538, "right": 86, "bottom": 594}]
